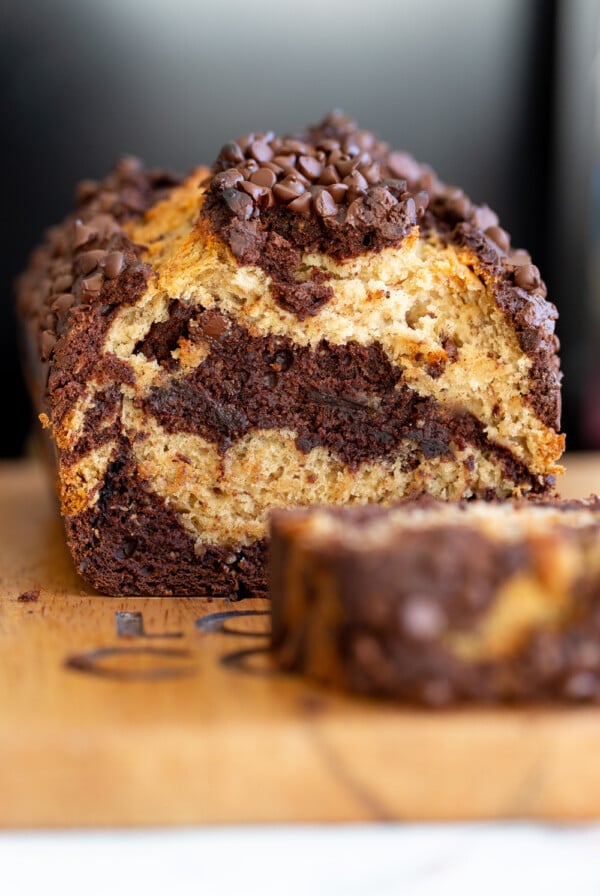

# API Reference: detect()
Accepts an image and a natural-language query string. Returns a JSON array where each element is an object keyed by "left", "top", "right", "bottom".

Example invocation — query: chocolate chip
[
  {"left": 353, "top": 130, "right": 375, "bottom": 151},
  {"left": 259, "top": 189, "right": 275, "bottom": 210},
  {"left": 314, "top": 189, "right": 338, "bottom": 217},
  {"left": 282, "top": 139, "right": 310, "bottom": 155},
  {"left": 250, "top": 168, "right": 277, "bottom": 188},
  {"left": 78, "top": 249, "right": 106, "bottom": 275},
  {"left": 240, "top": 180, "right": 269, "bottom": 203},
  {"left": 485, "top": 225, "right": 511, "bottom": 253},
  {"left": 40, "top": 329, "right": 57, "bottom": 360},
  {"left": 220, "top": 141, "right": 245, "bottom": 165},
  {"left": 213, "top": 169, "right": 244, "bottom": 192},
  {"left": 318, "top": 165, "right": 340, "bottom": 186},
  {"left": 328, "top": 183, "right": 348, "bottom": 202},
  {"left": 81, "top": 272, "right": 104, "bottom": 294},
  {"left": 287, "top": 193, "right": 312, "bottom": 216},
  {"left": 223, "top": 188, "right": 254, "bottom": 220},
  {"left": 273, "top": 177, "right": 306, "bottom": 203},
  {"left": 335, "top": 156, "right": 361, "bottom": 177},
  {"left": 284, "top": 167, "right": 310, "bottom": 187},
  {"left": 345, "top": 197, "right": 366, "bottom": 226},
  {"left": 104, "top": 251, "right": 126, "bottom": 279},
  {"left": 273, "top": 154, "right": 297, "bottom": 169},
  {"left": 73, "top": 220, "right": 98, "bottom": 249},
  {"left": 75, "top": 179, "right": 99, "bottom": 205},
  {"left": 262, "top": 161, "right": 284, "bottom": 176},
  {"left": 249, "top": 140, "right": 274, "bottom": 163},
  {"left": 239, "top": 160, "right": 259, "bottom": 178},
  {"left": 382, "top": 178, "right": 405, "bottom": 194},
  {"left": 51, "top": 293, "right": 74, "bottom": 316},
  {"left": 317, "top": 139, "right": 341, "bottom": 152},
  {"left": 448, "top": 195, "right": 472, "bottom": 220},
  {"left": 472, "top": 204, "right": 498, "bottom": 231},
  {"left": 514, "top": 263, "right": 541, "bottom": 291},
  {"left": 419, "top": 171, "right": 438, "bottom": 194},
  {"left": 510, "top": 249, "right": 531, "bottom": 266},
  {"left": 98, "top": 190, "right": 120, "bottom": 213},
  {"left": 298, "top": 156, "right": 323, "bottom": 180},
  {"left": 387, "top": 151, "right": 421, "bottom": 182},
  {"left": 343, "top": 170, "right": 368, "bottom": 193},
  {"left": 200, "top": 311, "right": 229, "bottom": 338},
  {"left": 414, "top": 190, "right": 429, "bottom": 217},
  {"left": 404, "top": 197, "right": 416, "bottom": 222},
  {"left": 237, "top": 133, "right": 255, "bottom": 152},
  {"left": 443, "top": 185, "right": 463, "bottom": 201},
  {"left": 359, "top": 161, "right": 381, "bottom": 184},
  {"left": 120, "top": 186, "right": 147, "bottom": 214},
  {"left": 344, "top": 187, "right": 363, "bottom": 205},
  {"left": 52, "top": 273, "right": 74, "bottom": 293},
  {"left": 327, "top": 148, "right": 345, "bottom": 166},
  {"left": 87, "top": 214, "right": 121, "bottom": 240}
]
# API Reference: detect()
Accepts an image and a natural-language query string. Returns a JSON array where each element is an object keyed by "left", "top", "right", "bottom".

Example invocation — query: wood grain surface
[{"left": 0, "top": 456, "right": 599, "bottom": 828}]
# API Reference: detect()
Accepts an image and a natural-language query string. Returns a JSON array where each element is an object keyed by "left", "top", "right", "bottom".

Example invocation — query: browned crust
[
  {"left": 17, "top": 158, "right": 180, "bottom": 424},
  {"left": 448, "top": 222, "right": 561, "bottom": 432}
]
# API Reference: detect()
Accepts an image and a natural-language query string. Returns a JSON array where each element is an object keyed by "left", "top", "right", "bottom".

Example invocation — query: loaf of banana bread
[{"left": 17, "top": 112, "right": 563, "bottom": 595}]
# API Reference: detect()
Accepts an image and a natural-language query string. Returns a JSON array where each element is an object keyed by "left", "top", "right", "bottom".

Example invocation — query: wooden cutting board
[{"left": 0, "top": 456, "right": 599, "bottom": 828}]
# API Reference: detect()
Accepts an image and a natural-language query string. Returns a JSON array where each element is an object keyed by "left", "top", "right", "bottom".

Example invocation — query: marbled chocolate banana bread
[
  {"left": 270, "top": 498, "right": 600, "bottom": 703},
  {"left": 18, "top": 112, "right": 564, "bottom": 595}
]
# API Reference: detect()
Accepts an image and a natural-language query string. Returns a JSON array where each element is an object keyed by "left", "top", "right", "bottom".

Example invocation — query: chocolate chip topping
[
  {"left": 17, "top": 156, "right": 180, "bottom": 419},
  {"left": 204, "top": 112, "right": 427, "bottom": 265},
  {"left": 514, "top": 263, "right": 542, "bottom": 292}
]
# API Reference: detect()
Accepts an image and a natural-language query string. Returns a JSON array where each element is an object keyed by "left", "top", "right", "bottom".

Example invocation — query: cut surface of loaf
[
  {"left": 18, "top": 113, "right": 564, "bottom": 595},
  {"left": 270, "top": 498, "right": 600, "bottom": 703}
]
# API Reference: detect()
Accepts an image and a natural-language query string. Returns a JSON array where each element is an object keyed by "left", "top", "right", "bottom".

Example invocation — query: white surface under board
[{"left": 1, "top": 824, "right": 600, "bottom": 896}]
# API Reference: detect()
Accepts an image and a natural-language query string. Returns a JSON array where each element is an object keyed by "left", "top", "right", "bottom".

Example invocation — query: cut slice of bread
[{"left": 271, "top": 498, "right": 600, "bottom": 703}]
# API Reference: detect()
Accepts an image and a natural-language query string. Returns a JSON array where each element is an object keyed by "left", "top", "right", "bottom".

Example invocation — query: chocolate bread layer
[
  {"left": 138, "top": 305, "right": 539, "bottom": 484},
  {"left": 68, "top": 444, "right": 267, "bottom": 596},
  {"left": 270, "top": 499, "right": 600, "bottom": 703}
]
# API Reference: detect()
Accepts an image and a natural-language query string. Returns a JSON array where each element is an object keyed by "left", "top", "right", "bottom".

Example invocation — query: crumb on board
[{"left": 17, "top": 589, "right": 40, "bottom": 603}]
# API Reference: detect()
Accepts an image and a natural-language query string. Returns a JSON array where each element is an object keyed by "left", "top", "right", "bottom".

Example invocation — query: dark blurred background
[{"left": 1, "top": 0, "right": 599, "bottom": 455}]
